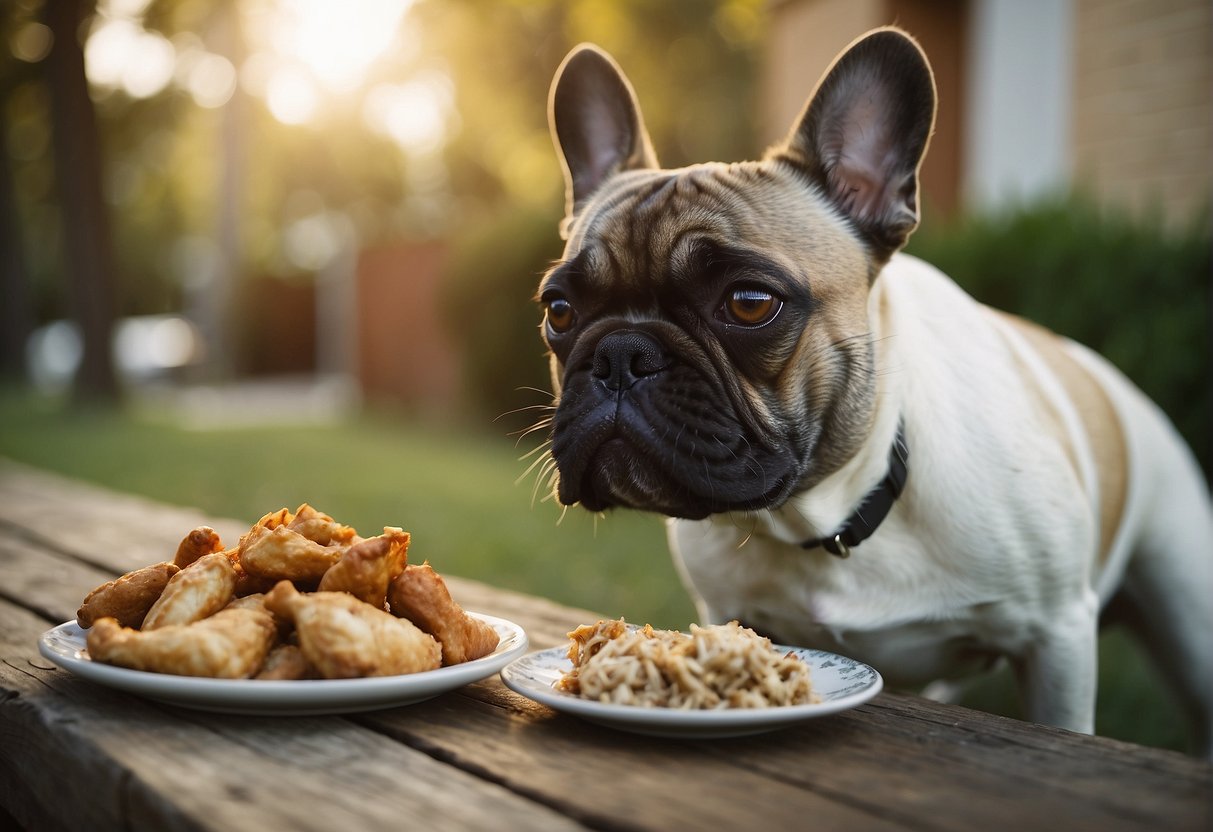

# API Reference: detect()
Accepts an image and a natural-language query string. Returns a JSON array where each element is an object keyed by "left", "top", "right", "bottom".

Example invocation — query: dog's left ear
[
  {"left": 549, "top": 44, "right": 658, "bottom": 237},
  {"left": 773, "top": 27, "right": 937, "bottom": 261}
]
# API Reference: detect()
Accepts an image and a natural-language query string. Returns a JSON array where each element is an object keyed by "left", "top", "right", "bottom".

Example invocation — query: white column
[{"left": 964, "top": 0, "right": 1074, "bottom": 211}]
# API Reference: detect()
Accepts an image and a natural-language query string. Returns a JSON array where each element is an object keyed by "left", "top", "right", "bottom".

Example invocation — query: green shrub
[
  {"left": 906, "top": 193, "right": 1212, "bottom": 478},
  {"left": 441, "top": 205, "right": 563, "bottom": 426}
]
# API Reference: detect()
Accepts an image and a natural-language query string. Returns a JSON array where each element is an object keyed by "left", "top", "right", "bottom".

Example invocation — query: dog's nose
[{"left": 592, "top": 330, "right": 669, "bottom": 392}]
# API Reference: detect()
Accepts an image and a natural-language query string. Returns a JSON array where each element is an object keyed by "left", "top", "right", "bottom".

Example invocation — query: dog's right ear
[
  {"left": 549, "top": 44, "right": 657, "bottom": 237},
  {"left": 772, "top": 28, "right": 937, "bottom": 261}
]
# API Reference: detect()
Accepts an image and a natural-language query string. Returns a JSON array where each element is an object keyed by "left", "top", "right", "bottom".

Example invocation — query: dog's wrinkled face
[
  {"left": 539, "top": 165, "right": 874, "bottom": 518},
  {"left": 538, "top": 30, "right": 935, "bottom": 519}
]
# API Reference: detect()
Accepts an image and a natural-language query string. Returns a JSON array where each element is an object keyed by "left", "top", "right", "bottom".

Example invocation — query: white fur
[{"left": 668, "top": 252, "right": 1213, "bottom": 747}]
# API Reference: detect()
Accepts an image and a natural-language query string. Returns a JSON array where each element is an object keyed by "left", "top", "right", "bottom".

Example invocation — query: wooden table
[{"left": 0, "top": 459, "right": 1209, "bottom": 832}]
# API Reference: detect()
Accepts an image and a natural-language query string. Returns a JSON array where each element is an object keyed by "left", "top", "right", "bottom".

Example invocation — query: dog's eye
[
  {"left": 721, "top": 286, "right": 782, "bottom": 327},
  {"left": 545, "top": 296, "right": 576, "bottom": 334}
]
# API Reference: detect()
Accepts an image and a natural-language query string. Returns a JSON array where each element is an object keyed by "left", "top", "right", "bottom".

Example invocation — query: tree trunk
[
  {"left": 0, "top": 95, "right": 33, "bottom": 381},
  {"left": 42, "top": 0, "right": 120, "bottom": 402},
  {"left": 210, "top": 0, "right": 245, "bottom": 381}
]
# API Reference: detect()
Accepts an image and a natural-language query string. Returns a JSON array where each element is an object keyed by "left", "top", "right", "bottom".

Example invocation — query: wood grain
[{"left": 1, "top": 459, "right": 1210, "bottom": 832}]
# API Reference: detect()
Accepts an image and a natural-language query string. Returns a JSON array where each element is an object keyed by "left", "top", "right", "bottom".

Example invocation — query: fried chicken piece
[
  {"left": 232, "top": 507, "right": 292, "bottom": 551},
  {"left": 254, "top": 643, "right": 315, "bottom": 680},
  {"left": 224, "top": 592, "right": 268, "bottom": 613},
  {"left": 224, "top": 591, "right": 289, "bottom": 636},
  {"left": 264, "top": 581, "right": 441, "bottom": 678},
  {"left": 76, "top": 562, "right": 180, "bottom": 629},
  {"left": 253, "top": 507, "right": 293, "bottom": 532},
  {"left": 87, "top": 607, "right": 277, "bottom": 678},
  {"left": 288, "top": 503, "right": 358, "bottom": 546},
  {"left": 230, "top": 555, "right": 281, "bottom": 597},
  {"left": 172, "top": 526, "right": 224, "bottom": 568},
  {"left": 234, "top": 571, "right": 280, "bottom": 597},
  {"left": 141, "top": 552, "right": 237, "bottom": 630},
  {"left": 239, "top": 525, "right": 343, "bottom": 584},
  {"left": 388, "top": 563, "right": 499, "bottom": 665},
  {"left": 317, "top": 527, "right": 409, "bottom": 607}
]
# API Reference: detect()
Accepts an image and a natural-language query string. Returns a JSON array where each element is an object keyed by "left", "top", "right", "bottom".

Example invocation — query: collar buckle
[{"left": 802, "top": 419, "right": 908, "bottom": 558}]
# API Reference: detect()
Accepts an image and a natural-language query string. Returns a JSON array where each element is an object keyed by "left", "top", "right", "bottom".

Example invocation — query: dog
[{"left": 534, "top": 27, "right": 1212, "bottom": 748}]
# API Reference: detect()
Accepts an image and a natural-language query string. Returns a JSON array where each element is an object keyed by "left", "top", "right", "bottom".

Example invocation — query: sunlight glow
[
  {"left": 362, "top": 72, "right": 455, "bottom": 155},
  {"left": 85, "top": 17, "right": 177, "bottom": 99},
  {"left": 175, "top": 45, "right": 239, "bottom": 109},
  {"left": 264, "top": 0, "right": 415, "bottom": 93},
  {"left": 265, "top": 67, "right": 318, "bottom": 125},
  {"left": 10, "top": 23, "right": 52, "bottom": 63},
  {"left": 80, "top": 0, "right": 448, "bottom": 158}
]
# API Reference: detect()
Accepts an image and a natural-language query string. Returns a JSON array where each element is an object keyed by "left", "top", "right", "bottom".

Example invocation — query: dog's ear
[
  {"left": 773, "top": 27, "right": 936, "bottom": 260},
  {"left": 549, "top": 44, "right": 657, "bottom": 236}
]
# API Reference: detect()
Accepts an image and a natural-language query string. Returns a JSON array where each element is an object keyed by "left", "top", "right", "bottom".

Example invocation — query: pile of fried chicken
[{"left": 75, "top": 504, "right": 500, "bottom": 679}]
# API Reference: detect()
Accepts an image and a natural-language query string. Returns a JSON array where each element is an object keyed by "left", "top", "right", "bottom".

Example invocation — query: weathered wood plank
[
  {"left": 356, "top": 690, "right": 910, "bottom": 832},
  {"left": 390, "top": 678, "right": 1211, "bottom": 832},
  {"left": 0, "top": 460, "right": 248, "bottom": 575},
  {"left": 0, "top": 529, "right": 120, "bottom": 625},
  {"left": 698, "top": 693, "right": 1209, "bottom": 832},
  {"left": 0, "top": 598, "right": 588, "bottom": 832}
]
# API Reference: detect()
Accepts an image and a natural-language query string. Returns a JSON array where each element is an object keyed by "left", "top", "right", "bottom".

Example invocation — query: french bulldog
[{"left": 535, "top": 27, "right": 1212, "bottom": 748}]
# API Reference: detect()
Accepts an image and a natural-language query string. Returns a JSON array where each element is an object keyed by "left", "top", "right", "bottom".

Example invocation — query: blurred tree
[
  {"left": 0, "top": 49, "right": 34, "bottom": 381},
  {"left": 42, "top": 0, "right": 120, "bottom": 401},
  {"left": 195, "top": 0, "right": 246, "bottom": 382}
]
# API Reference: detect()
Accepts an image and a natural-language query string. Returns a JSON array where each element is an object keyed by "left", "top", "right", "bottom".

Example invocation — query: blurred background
[{"left": 0, "top": 0, "right": 1209, "bottom": 751}]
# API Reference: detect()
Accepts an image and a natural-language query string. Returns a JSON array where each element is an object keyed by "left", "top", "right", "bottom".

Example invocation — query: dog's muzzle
[{"left": 550, "top": 326, "right": 800, "bottom": 518}]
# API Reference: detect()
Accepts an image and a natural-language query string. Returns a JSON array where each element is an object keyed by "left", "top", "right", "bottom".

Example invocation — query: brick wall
[{"left": 1071, "top": 0, "right": 1212, "bottom": 226}]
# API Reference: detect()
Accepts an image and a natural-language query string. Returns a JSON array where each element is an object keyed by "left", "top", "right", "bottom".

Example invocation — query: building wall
[
  {"left": 764, "top": 0, "right": 1212, "bottom": 227},
  {"left": 762, "top": 0, "right": 968, "bottom": 224},
  {"left": 1071, "top": 0, "right": 1212, "bottom": 226},
  {"left": 762, "top": 0, "right": 887, "bottom": 148},
  {"left": 355, "top": 240, "right": 459, "bottom": 413}
]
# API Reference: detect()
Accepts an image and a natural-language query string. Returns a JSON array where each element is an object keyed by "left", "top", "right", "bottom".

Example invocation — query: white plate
[
  {"left": 39, "top": 613, "right": 528, "bottom": 716},
  {"left": 500, "top": 643, "right": 882, "bottom": 738}
]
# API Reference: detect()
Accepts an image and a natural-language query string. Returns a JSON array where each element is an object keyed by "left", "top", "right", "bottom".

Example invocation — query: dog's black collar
[{"left": 801, "top": 420, "right": 908, "bottom": 558}]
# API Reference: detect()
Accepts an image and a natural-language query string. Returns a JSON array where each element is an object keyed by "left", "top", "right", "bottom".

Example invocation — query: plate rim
[
  {"left": 39, "top": 611, "right": 528, "bottom": 713},
  {"left": 499, "top": 642, "right": 882, "bottom": 733}
]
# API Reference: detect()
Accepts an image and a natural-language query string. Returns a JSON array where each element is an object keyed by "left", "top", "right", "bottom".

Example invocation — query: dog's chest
[{"left": 669, "top": 526, "right": 1010, "bottom": 686}]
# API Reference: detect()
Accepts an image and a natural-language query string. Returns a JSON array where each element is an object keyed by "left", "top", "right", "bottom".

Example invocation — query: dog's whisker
[
  {"left": 532, "top": 458, "right": 560, "bottom": 506},
  {"left": 518, "top": 442, "right": 553, "bottom": 464},
  {"left": 517, "top": 446, "right": 555, "bottom": 486},
  {"left": 735, "top": 518, "right": 756, "bottom": 549},
  {"left": 515, "top": 385, "right": 556, "bottom": 397},
  {"left": 526, "top": 453, "right": 558, "bottom": 503},
  {"left": 512, "top": 421, "right": 555, "bottom": 447},
  {"left": 496, "top": 403, "right": 556, "bottom": 422}
]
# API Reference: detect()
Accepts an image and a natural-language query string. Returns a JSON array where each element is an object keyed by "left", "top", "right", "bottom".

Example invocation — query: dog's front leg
[{"left": 1015, "top": 592, "right": 1100, "bottom": 734}]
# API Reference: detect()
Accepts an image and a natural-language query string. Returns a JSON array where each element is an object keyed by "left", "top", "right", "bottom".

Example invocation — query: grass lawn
[{"left": 0, "top": 386, "right": 1195, "bottom": 754}]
